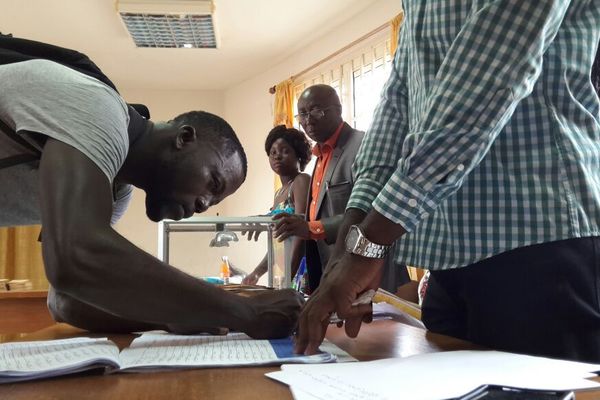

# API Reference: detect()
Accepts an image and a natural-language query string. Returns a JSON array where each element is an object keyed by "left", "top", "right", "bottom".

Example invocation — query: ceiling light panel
[{"left": 117, "top": 0, "right": 217, "bottom": 49}]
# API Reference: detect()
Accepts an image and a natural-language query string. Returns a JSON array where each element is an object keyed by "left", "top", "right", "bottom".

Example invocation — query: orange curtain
[
  {"left": 272, "top": 79, "right": 295, "bottom": 128},
  {"left": 389, "top": 11, "right": 405, "bottom": 56},
  {"left": 272, "top": 78, "right": 295, "bottom": 190},
  {"left": 0, "top": 225, "right": 48, "bottom": 290}
]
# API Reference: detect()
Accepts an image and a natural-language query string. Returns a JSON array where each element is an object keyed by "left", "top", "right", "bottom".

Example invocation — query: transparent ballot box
[{"left": 158, "top": 216, "right": 292, "bottom": 289}]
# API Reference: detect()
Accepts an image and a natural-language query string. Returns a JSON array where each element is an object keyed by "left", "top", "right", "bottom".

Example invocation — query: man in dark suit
[{"left": 274, "top": 84, "right": 408, "bottom": 292}]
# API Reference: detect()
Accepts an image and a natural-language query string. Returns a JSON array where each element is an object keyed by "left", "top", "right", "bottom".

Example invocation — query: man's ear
[{"left": 174, "top": 125, "right": 197, "bottom": 149}]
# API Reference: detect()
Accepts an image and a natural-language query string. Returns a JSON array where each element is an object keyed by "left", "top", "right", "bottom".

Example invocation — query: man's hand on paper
[
  {"left": 244, "top": 289, "right": 305, "bottom": 339},
  {"left": 295, "top": 253, "right": 385, "bottom": 355},
  {"left": 272, "top": 213, "right": 310, "bottom": 241}
]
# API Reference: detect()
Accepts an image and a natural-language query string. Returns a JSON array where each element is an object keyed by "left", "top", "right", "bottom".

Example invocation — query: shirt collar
[{"left": 312, "top": 122, "right": 345, "bottom": 157}]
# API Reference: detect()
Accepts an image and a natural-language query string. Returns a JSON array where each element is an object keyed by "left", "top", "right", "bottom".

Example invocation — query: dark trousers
[
  {"left": 421, "top": 237, "right": 600, "bottom": 362},
  {"left": 306, "top": 240, "right": 322, "bottom": 293}
]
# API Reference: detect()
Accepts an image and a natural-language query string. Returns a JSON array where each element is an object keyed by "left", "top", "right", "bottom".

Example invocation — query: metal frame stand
[{"left": 158, "top": 216, "right": 291, "bottom": 288}]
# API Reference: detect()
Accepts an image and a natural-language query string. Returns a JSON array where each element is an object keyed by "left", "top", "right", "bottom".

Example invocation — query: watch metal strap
[
  {"left": 348, "top": 225, "right": 391, "bottom": 258},
  {"left": 357, "top": 236, "right": 390, "bottom": 258}
]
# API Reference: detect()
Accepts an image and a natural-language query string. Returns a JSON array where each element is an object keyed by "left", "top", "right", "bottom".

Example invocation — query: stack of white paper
[{"left": 267, "top": 350, "right": 600, "bottom": 400}]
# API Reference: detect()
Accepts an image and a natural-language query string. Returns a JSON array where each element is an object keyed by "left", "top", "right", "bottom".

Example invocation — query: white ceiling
[{"left": 1, "top": 0, "right": 379, "bottom": 90}]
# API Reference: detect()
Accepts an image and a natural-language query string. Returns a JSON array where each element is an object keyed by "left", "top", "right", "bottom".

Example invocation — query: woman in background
[{"left": 242, "top": 125, "right": 311, "bottom": 285}]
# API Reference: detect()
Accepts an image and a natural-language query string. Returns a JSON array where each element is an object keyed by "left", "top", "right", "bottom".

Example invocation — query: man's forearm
[
  {"left": 39, "top": 138, "right": 256, "bottom": 334},
  {"left": 359, "top": 209, "right": 406, "bottom": 246},
  {"left": 48, "top": 286, "right": 166, "bottom": 333},
  {"left": 253, "top": 254, "right": 268, "bottom": 276},
  {"left": 323, "top": 208, "right": 406, "bottom": 276},
  {"left": 44, "top": 227, "right": 254, "bottom": 332}
]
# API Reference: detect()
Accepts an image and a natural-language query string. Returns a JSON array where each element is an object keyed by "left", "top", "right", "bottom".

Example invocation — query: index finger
[
  {"left": 295, "top": 302, "right": 330, "bottom": 355},
  {"left": 339, "top": 303, "right": 372, "bottom": 338}
]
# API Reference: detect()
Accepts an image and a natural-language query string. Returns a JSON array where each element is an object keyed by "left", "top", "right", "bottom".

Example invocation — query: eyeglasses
[{"left": 295, "top": 106, "right": 336, "bottom": 122}]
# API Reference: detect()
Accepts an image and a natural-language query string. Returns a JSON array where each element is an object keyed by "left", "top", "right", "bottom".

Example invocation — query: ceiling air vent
[{"left": 117, "top": 0, "right": 217, "bottom": 49}]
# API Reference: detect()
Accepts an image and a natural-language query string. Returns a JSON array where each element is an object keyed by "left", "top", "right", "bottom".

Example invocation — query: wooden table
[
  {"left": 0, "top": 291, "right": 53, "bottom": 334},
  {"left": 1, "top": 321, "right": 599, "bottom": 400}
]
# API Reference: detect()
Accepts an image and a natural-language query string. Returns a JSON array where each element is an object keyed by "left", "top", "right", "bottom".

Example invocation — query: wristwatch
[{"left": 344, "top": 225, "right": 392, "bottom": 259}]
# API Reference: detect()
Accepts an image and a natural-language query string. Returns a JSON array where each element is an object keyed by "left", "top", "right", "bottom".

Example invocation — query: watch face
[{"left": 345, "top": 226, "right": 360, "bottom": 252}]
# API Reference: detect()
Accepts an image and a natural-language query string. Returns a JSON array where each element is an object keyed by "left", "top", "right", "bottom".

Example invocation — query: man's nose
[{"left": 196, "top": 200, "right": 208, "bottom": 213}]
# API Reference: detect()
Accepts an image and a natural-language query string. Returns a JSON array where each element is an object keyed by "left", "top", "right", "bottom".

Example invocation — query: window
[
  {"left": 293, "top": 33, "right": 393, "bottom": 132},
  {"left": 352, "top": 42, "right": 393, "bottom": 131}
]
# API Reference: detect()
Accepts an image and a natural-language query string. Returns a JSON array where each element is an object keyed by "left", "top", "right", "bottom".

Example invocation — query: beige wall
[{"left": 113, "top": 0, "right": 401, "bottom": 279}]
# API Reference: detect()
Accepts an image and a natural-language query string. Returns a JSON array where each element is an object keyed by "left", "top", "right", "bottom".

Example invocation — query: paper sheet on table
[
  {"left": 290, "top": 386, "right": 323, "bottom": 400},
  {"left": 267, "top": 350, "right": 600, "bottom": 400}
]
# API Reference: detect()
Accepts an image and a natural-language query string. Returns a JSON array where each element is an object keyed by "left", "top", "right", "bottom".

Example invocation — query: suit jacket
[
  {"left": 305, "top": 122, "right": 364, "bottom": 290},
  {"left": 303, "top": 122, "right": 411, "bottom": 292}
]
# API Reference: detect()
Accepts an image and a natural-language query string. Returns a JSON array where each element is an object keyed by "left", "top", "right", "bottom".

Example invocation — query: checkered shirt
[{"left": 347, "top": 0, "right": 600, "bottom": 269}]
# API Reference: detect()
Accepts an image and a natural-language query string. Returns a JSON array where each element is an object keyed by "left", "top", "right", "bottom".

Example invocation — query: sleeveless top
[{"left": 269, "top": 179, "right": 296, "bottom": 215}]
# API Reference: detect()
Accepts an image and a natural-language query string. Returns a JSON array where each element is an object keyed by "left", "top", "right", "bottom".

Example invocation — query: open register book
[{"left": 0, "top": 332, "right": 354, "bottom": 384}]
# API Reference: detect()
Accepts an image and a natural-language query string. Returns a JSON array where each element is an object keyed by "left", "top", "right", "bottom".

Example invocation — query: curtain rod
[{"left": 268, "top": 21, "right": 389, "bottom": 94}]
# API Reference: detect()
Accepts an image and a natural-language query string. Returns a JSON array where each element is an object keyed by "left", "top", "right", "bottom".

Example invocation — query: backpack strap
[
  {"left": 0, "top": 118, "right": 42, "bottom": 170},
  {"left": 0, "top": 35, "right": 119, "bottom": 93}
]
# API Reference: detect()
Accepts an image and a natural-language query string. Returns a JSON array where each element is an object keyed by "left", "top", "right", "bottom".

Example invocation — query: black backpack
[{"left": 0, "top": 32, "right": 150, "bottom": 169}]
